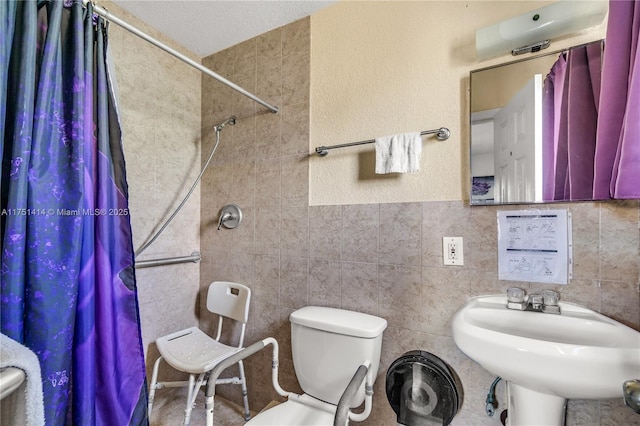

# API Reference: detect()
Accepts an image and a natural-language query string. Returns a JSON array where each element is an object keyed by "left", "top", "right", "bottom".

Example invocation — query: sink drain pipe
[{"left": 485, "top": 377, "right": 502, "bottom": 417}]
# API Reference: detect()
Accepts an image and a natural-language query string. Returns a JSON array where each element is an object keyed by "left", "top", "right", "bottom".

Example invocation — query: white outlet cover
[{"left": 443, "top": 237, "right": 464, "bottom": 266}]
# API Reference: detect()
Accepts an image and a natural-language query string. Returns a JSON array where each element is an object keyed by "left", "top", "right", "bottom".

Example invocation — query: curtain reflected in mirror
[
  {"left": 542, "top": 43, "right": 602, "bottom": 201},
  {"left": 471, "top": 1, "right": 640, "bottom": 207},
  {"left": 470, "top": 40, "right": 605, "bottom": 205}
]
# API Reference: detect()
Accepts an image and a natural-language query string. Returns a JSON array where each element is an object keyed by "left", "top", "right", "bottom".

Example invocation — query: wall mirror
[{"left": 470, "top": 40, "right": 605, "bottom": 205}]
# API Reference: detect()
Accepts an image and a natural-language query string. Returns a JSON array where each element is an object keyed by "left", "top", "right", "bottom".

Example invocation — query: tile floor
[{"left": 149, "top": 388, "right": 249, "bottom": 426}]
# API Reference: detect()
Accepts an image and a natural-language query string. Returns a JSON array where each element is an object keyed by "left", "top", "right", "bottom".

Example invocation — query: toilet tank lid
[{"left": 290, "top": 307, "right": 387, "bottom": 338}]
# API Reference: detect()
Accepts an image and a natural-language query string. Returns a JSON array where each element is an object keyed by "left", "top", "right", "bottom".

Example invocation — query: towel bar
[
  {"left": 0, "top": 367, "right": 26, "bottom": 400},
  {"left": 315, "top": 127, "right": 450, "bottom": 156}
]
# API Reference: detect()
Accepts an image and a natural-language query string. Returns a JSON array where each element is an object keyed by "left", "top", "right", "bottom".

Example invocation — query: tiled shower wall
[
  {"left": 105, "top": 0, "right": 202, "bottom": 380},
  {"left": 200, "top": 18, "right": 640, "bottom": 426}
]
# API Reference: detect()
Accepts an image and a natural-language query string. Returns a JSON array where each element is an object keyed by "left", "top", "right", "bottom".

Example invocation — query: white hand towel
[
  {"left": 1, "top": 334, "right": 45, "bottom": 426},
  {"left": 375, "top": 132, "right": 422, "bottom": 174}
]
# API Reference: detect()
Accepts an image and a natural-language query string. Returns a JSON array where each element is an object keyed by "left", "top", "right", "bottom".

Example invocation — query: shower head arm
[{"left": 213, "top": 116, "right": 237, "bottom": 132}]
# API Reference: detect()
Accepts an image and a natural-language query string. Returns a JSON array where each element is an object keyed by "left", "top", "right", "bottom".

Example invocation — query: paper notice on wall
[{"left": 497, "top": 209, "right": 572, "bottom": 285}]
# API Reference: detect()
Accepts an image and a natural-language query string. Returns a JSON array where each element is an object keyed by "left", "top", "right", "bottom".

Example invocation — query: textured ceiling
[{"left": 111, "top": 0, "right": 336, "bottom": 57}]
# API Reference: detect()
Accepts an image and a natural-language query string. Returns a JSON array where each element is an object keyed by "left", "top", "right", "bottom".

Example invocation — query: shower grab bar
[
  {"left": 135, "top": 251, "right": 201, "bottom": 269},
  {"left": 83, "top": 1, "right": 278, "bottom": 114},
  {"left": 315, "top": 127, "right": 451, "bottom": 156}
]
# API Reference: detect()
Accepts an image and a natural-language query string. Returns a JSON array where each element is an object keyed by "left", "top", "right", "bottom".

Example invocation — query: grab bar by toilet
[
  {"left": 204, "top": 338, "right": 375, "bottom": 426},
  {"left": 205, "top": 338, "right": 290, "bottom": 426},
  {"left": 334, "top": 361, "right": 373, "bottom": 426}
]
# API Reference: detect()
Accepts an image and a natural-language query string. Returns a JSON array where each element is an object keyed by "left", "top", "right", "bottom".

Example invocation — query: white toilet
[{"left": 246, "top": 306, "right": 388, "bottom": 425}]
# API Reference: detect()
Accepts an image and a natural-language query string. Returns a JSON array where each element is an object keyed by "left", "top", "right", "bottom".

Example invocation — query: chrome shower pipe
[{"left": 135, "top": 118, "right": 231, "bottom": 258}]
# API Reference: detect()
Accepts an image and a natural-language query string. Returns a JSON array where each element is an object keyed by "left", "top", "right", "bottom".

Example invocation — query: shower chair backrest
[{"left": 206, "top": 281, "right": 251, "bottom": 342}]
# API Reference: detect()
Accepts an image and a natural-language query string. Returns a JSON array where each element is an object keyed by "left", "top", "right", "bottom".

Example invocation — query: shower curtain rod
[{"left": 83, "top": 1, "right": 279, "bottom": 114}]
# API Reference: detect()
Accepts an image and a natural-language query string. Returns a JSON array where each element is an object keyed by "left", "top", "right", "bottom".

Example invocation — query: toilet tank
[{"left": 290, "top": 307, "right": 387, "bottom": 407}]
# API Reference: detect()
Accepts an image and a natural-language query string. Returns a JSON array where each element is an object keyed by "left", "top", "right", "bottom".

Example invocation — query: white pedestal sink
[{"left": 452, "top": 295, "right": 640, "bottom": 426}]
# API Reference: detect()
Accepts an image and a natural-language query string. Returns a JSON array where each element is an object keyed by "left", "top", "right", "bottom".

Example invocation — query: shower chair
[{"left": 148, "top": 281, "right": 251, "bottom": 425}]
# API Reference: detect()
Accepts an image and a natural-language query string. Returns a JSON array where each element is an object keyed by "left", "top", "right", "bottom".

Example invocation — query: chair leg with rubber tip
[
  {"left": 238, "top": 360, "right": 251, "bottom": 420},
  {"left": 183, "top": 374, "right": 197, "bottom": 426},
  {"left": 148, "top": 356, "right": 163, "bottom": 415}
]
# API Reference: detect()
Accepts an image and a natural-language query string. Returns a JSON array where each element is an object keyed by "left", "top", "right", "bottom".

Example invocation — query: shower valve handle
[
  {"left": 217, "top": 204, "right": 242, "bottom": 230},
  {"left": 217, "top": 213, "right": 232, "bottom": 230}
]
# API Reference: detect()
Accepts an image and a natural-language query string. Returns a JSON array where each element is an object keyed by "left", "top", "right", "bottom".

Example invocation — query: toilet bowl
[{"left": 246, "top": 306, "right": 387, "bottom": 425}]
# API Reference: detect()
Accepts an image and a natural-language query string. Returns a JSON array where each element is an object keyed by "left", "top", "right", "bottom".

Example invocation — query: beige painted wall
[
  {"left": 471, "top": 53, "right": 559, "bottom": 112},
  {"left": 309, "top": 0, "right": 605, "bottom": 205}
]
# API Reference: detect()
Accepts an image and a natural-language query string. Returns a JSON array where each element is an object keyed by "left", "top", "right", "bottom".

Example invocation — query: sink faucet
[
  {"left": 623, "top": 380, "right": 640, "bottom": 414},
  {"left": 506, "top": 288, "right": 561, "bottom": 314}
]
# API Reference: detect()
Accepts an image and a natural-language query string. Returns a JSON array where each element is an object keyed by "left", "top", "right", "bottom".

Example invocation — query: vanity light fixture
[{"left": 476, "top": 0, "right": 608, "bottom": 60}]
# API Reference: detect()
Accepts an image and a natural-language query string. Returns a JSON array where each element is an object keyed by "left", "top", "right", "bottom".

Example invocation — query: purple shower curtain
[
  {"left": 594, "top": 0, "right": 640, "bottom": 199},
  {"left": 1, "top": 1, "right": 148, "bottom": 424}
]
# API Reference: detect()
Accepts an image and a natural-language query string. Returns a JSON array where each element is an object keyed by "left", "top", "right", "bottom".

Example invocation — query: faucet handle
[
  {"left": 507, "top": 287, "right": 526, "bottom": 303},
  {"left": 506, "top": 287, "right": 526, "bottom": 310},
  {"left": 542, "top": 290, "right": 560, "bottom": 306},
  {"left": 542, "top": 290, "right": 561, "bottom": 314}
]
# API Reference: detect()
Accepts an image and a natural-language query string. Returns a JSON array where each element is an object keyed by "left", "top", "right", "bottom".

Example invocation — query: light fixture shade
[{"left": 476, "top": 0, "right": 608, "bottom": 60}]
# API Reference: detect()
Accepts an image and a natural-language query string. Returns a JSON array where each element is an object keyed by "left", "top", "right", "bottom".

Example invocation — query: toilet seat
[{"left": 246, "top": 394, "right": 336, "bottom": 426}]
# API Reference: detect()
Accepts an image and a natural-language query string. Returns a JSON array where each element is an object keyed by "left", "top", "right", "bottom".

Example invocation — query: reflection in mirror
[{"left": 470, "top": 40, "right": 604, "bottom": 205}]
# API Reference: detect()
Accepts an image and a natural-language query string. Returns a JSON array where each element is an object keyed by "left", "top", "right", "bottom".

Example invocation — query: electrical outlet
[{"left": 443, "top": 237, "right": 464, "bottom": 266}]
